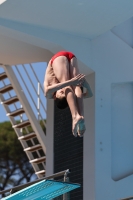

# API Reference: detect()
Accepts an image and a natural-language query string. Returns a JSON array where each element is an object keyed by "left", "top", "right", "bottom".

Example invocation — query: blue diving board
[{"left": 2, "top": 180, "right": 80, "bottom": 200}]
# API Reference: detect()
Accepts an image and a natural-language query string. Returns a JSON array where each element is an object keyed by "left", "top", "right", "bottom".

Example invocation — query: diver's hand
[{"left": 70, "top": 74, "right": 85, "bottom": 86}]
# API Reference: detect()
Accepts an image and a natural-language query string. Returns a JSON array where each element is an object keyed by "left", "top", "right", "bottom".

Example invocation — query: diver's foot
[
  {"left": 77, "top": 119, "right": 86, "bottom": 137},
  {"left": 72, "top": 116, "right": 83, "bottom": 137}
]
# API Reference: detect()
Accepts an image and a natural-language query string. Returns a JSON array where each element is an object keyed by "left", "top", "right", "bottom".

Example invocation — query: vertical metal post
[
  {"left": 63, "top": 170, "right": 70, "bottom": 200},
  {"left": 20, "top": 104, "right": 23, "bottom": 133},
  {"left": 37, "top": 82, "right": 40, "bottom": 121}
]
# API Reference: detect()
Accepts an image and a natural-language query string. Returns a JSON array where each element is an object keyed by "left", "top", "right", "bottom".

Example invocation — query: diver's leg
[
  {"left": 69, "top": 57, "right": 84, "bottom": 116},
  {"left": 64, "top": 86, "right": 83, "bottom": 136},
  {"left": 52, "top": 56, "right": 82, "bottom": 136},
  {"left": 69, "top": 57, "right": 86, "bottom": 136}
]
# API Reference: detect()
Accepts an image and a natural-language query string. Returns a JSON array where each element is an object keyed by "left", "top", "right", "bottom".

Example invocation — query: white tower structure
[{"left": 0, "top": 1, "right": 133, "bottom": 199}]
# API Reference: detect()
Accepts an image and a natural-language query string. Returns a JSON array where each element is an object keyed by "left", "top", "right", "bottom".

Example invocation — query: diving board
[{"left": 2, "top": 180, "right": 80, "bottom": 200}]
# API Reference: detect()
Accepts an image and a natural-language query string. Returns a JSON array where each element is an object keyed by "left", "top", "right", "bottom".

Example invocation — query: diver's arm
[
  {"left": 44, "top": 79, "right": 72, "bottom": 99},
  {"left": 44, "top": 74, "right": 85, "bottom": 99}
]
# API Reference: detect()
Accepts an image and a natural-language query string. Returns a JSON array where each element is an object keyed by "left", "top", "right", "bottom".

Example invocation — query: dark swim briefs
[{"left": 51, "top": 51, "right": 75, "bottom": 65}]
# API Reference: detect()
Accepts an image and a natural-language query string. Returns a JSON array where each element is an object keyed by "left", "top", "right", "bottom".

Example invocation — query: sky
[{"left": 0, "top": 62, "right": 47, "bottom": 122}]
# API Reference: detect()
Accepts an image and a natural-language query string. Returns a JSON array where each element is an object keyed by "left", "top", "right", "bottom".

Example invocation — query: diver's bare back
[{"left": 45, "top": 61, "right": 59, "bottom": 91}]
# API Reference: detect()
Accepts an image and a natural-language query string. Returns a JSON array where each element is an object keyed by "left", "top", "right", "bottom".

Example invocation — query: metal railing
[
  {"left": 12, "top": 63, "right": 47, "bottom": 133},
  {"left": 0, "top": 65, "right": 35, "bottom": 137},
  {"left": 0, "top": 64, "right": 47, "bottom": 177}
]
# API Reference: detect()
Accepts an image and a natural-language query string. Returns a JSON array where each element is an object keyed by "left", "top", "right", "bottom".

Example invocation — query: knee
[
  {"left": 64, "top": 86, "right": 75, "bottom": 95},
  {"left": 64, "top": 86, "right": 73, "bottom": 91}
]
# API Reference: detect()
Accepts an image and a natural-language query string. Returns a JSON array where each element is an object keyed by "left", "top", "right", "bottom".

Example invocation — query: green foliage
[
  {"left": 0, "top": 121, "right": 37, "bottom": 197},
  {"left": 40, "top": 119, "right": 46, "bottom": 134},
  {"left": 0, "top": 121, "right": 23, "bottom": 159}
]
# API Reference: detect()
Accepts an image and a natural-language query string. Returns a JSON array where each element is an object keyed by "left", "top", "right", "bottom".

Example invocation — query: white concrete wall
[
  {"left": 111, "top": 17, "right": 133, "bottom": 48},
  {"left": 83, "top": 73, "right": 95, "bottom": 200},
  {"left": 91, "top": 20, "right": 133, "bottom": 199}
]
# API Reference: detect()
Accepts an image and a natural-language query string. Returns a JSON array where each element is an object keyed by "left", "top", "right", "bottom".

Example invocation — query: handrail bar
[
  {"left": 22, "top": 64, "right": 46, "bottom": 113},
  {"left": 14, "top": 65, "right": 46, "bottom": 129},
  {"left": 30, "top": 64, "right": 45, "bottom": 95},
  {"left": 0, "top": 169, "right": 70, "bottom": 195}
]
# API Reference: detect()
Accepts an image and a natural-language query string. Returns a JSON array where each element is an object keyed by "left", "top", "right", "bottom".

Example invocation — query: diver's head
[{"left": 54, "top": 89, "right": 68, "bottom": 109}]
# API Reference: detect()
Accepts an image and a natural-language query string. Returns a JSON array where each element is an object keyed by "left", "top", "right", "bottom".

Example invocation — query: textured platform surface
[{"left": 2, "top": 180, "right": 80, "bottom": 200}]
